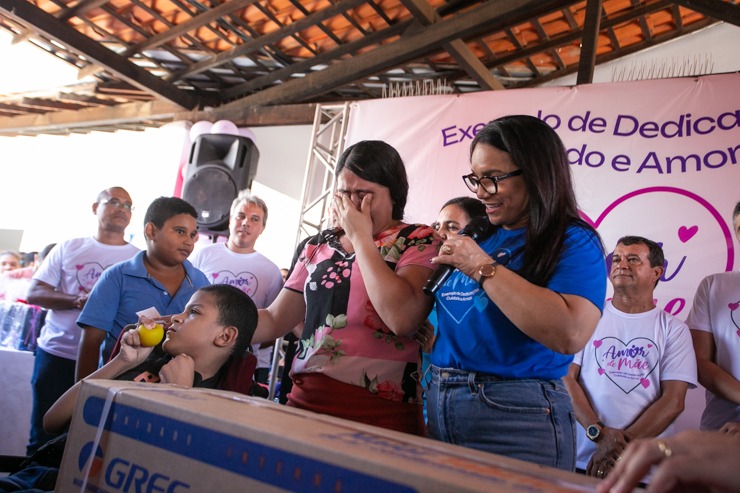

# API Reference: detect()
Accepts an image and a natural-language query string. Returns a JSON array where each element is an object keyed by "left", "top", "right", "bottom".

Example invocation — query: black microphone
[{"left": 423, "top": 216, "right": 492, "bottom": 296}]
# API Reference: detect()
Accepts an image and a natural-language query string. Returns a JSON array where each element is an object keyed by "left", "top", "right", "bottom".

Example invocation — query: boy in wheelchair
[{"left": 0, "top": 284, "right": 258, "bottom": 492}]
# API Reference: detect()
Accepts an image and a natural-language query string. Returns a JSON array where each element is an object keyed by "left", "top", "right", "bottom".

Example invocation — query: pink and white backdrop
[{"left": 346, "top": 73, "right": 740, "bottom": 319}]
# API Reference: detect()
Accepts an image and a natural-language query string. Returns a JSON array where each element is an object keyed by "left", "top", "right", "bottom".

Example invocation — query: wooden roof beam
[
  {"left": 531, "top": 18, "right": 566, "bottom": 70},
  {"left": 222, "top": 0, "right": 572, "bottom": 108},
  {"left": 0, "top": 0, "right": 197, "bottom": 109},
  {"left": 108, "top": 0, "right": 259, "bottom": 64},
  {"left": 11, "top": 0, "right": 109, "bottom": 44},
  {"left": 672, "top": 0, "right": 740, "bottom": 26},
  {"left": 510, "top": 16, "right": 716, "bottom": 87},
  {"left": 577, "top": 0, "right": 603, "bottom": 84},
  {"left": 169, "top": 0, "right": 368, "bottom": 81},
  {"left": 490, "top": 0, "right": 673, "bottom": 67},
  {"left": 19, "top": 98, "right": 84, "bottom": 111},
  {"left": 672, "top": 4, "right": 685, "bottom": 29},
  {"left": 0, "top": 98, "right": 316, "bottom": 135},
  {"left": 0, "top": 100, "right": 180, "bottom": 135},
  {"left": 221, "top": 21, "right": 411, "bottom": 99},
  {"left": 400, "top": 0, "right": 504, "bottom": 89},
  {"left": 58, "top": 0, "right": 111, "bottom": 21},
  {"left": 0, "top": 103, "right": 46, "bottom": 115}
]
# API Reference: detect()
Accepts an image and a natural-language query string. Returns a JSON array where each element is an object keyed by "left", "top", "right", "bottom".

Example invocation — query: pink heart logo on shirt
[
  {"left": 729, "top": 303, "right": 739, "bottom": 311},
  {"left": 74, "top": 262, "right": 105, "bottom": 293},
  {"left": 678, "top": 225, "right": 698, "bottom": 243},
  {"left": 211, "top": 270, "right": 258, "bottom": 297},
  {"left": 592, "top": 337, "right": 659, "bottom": 394}
]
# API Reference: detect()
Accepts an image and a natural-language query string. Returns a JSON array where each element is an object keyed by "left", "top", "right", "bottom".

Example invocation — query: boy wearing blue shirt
[{"left": 76, "top": 197, "right": 210, "bottom": 380}]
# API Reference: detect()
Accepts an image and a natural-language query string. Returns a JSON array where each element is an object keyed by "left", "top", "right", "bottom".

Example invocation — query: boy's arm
[
  {"left": 75, "top": 266, "right": 125, "bottom": 380},
  {"left": 44, "top": 355, "right": 132, "bottom": 434},
  {"left": 47, "top": 330, "right": 153, "bottom": 434},
  {"left": 76, "top": 326, "right": 107, "bottom": 381}
]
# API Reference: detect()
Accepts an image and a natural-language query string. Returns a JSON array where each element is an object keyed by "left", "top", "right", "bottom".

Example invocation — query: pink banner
[{"left": 345, "top": 74, "right": 740, "bottom": 317}]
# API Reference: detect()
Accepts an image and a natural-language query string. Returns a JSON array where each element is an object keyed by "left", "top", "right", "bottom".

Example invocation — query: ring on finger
[
  {"left": 656, "top": 440, "right": 672, "bottom": 459},
  {"left": 441, "top": 245, "right": 453, "bottom": 255}
]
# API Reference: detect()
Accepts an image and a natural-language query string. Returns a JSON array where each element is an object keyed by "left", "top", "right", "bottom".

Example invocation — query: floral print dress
[{"left": 284, "top": 223, "right": 439, "bottom": 403}]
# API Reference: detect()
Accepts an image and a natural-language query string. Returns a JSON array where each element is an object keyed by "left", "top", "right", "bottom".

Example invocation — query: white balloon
[
  {"left": 189, "top": 120, "right": 213, "bottom": 141},
  {"left": 238, "top": 127, "right": 257, "bottom": 143},
  {"left": 210, "top": 119, "right": 239, "bottom": 135}
]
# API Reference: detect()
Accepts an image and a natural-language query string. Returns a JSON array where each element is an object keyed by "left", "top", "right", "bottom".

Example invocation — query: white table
[{"left": 0, "top": 347, "right": 34, "bottom": 456}]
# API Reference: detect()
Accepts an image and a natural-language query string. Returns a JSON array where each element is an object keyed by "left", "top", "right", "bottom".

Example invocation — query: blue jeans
[
  {"left": 426, "top": 366, "right": 576, "bottom": 471},
  {"left": 28, "top": 348, "right": 75, "bottom": 455}
]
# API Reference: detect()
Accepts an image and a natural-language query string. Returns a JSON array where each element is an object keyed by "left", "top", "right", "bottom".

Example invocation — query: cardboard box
[{"left": 57, "top": 380, "right": 599, "bottom": 492}]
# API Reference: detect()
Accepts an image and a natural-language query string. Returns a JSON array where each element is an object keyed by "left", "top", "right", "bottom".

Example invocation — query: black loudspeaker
[{"left": 182, "top": 133, "right": 259, "bottom": 233}]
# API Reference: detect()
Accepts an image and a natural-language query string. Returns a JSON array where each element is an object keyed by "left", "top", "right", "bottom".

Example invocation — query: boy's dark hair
[
  {"left": 733, "top": 200, "right": 740, "bottom": 221},
  {"left": 144, "top": 197, "right": 197, "bottom": 228},
  {"left": 199, "top": 284, "right": 257, "bottom": 357}
]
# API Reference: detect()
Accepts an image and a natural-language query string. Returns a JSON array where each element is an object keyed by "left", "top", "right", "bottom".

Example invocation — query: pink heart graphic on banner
[
  {"left": 212, "top": 273, "right": 219, "bottom": 279},
  {"left": 647, "top": 344, "right": 653, "bottom": 348},
  {"left": 75, "top": 264, "right": 84, "bottom": 270},
  {"left": 729, "top": 303, "right": 739, "bottom": 311},
  {"left": 736, "top": 330, "right": 740, "bottom": 337},
  {"left": 678, "top": 225, "right": 698, "bottom": 243},
  {"left": 579, "top": 187, "right": 735, "bottom": 277},
  {"left": 593, "top": 339, "right": 602, "bottom": 348},
  {"left": 640, "top": 378, "right": 650, "bottom": 389},
  {"left": 598, "top": 368, "right": 605, "bottom": 375}
]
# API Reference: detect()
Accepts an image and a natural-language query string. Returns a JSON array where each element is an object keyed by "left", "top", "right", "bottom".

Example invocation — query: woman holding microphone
[{"left": 426, "top": 115, "right": 607, "bottom": 470}]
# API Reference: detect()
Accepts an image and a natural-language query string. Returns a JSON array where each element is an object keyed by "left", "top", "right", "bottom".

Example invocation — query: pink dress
[{"left": 284, "top": 223, "right": 439, "bottom": 432}]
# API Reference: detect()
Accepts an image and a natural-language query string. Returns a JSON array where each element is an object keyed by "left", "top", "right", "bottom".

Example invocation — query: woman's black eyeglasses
[{"left": 462, "top": 169, "right": 523, "bottom": 194}]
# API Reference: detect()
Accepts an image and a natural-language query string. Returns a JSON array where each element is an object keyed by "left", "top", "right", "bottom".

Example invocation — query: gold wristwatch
[{"left": 478, "top": 263, "right": 496, "bottom": 288}]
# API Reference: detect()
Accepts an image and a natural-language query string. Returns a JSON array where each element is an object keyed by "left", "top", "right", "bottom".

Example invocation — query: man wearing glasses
[{"left": 25, "top": 187, "right": 139, "bottom": 454}]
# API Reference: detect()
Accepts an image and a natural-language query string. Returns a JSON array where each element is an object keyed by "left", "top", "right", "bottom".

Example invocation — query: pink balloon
[
  {"left": 210, "top": 119, "right": 239, "bottom": 135},
  {"left": 189, "top": 120, "right": 213, "bottom": 141},
  {"left": 238, "top": 127, "right": 257, "bottom": 142}
]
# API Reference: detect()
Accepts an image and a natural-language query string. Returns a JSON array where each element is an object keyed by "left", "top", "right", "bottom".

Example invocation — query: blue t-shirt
[
  {"left": 431, "top": 224, "right": 606, "bottom": 379},
  {"left": 77, "top": 251, "right": 210, "bottom": 362}
]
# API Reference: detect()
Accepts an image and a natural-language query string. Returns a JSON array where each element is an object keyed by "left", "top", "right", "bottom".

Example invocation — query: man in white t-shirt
[
  {"left": 686, "top": 201, "right": 740, "bottom": 434},
  {"left": 190, "top": 190, "right": 283, "bottom": 386},
  {"left": 25, "top": 187, "right": 139, "bottom": 454},
  {"left": 564, "top": 236, "right": 697, "bottom": 480}
]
